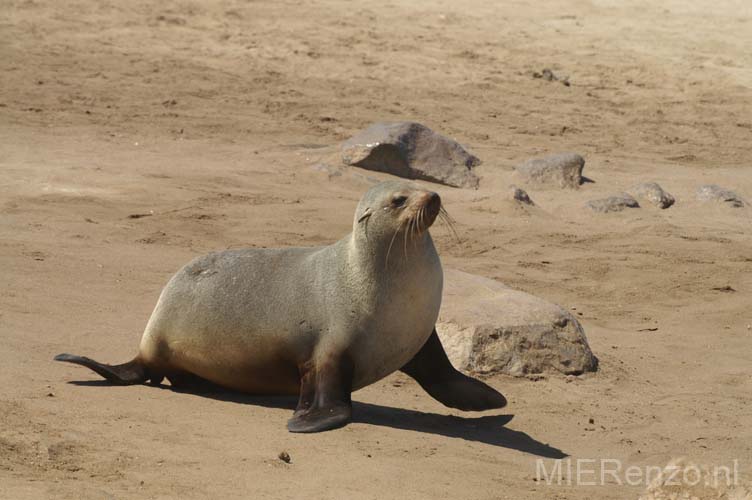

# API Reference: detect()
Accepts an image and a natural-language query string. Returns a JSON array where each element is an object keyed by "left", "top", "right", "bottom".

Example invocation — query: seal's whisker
[
  {"left": 439, "top": 206, "right": 461, "bottom": 243},
  {"left": 385, "top": 219, "right": 404, "bottom": 268},
  {"left": 441, "top": 212, "right": 459, "bottom": 242},
  {"left": 403, "top": 215, "right": 411, "bottom": 260},
  {"left": 411, "top": 209, "right": 420, "bottom": 250},
  {"left": 439, "top": 205, "right": 457, "bottom": 224},
  {"left": 439, "top": 205, "right": 453, "bottom": 226},
  {"left": 414, "top": 206, "right": 425, "bottom": 248}
]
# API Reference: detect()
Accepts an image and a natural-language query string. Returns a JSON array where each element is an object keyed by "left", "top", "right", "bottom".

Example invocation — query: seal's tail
[{"left": 54, "top": 353, "right": 149, "bottom": 385}]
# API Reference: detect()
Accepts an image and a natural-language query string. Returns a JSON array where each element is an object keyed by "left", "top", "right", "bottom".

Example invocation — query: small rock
[
  {"left": 156, "top": 15, "right": 186, "bottom": 26},
  {"left": 128, "top": 212, "right": 154, "bottom": 219},
  {"left": 585, "top": 193, "right": 640, "bottom": 213},
  {"left": 510, "top": 186, "right": 535, "bottom": 205},
  {"left": 629, "top": 182, "right": 675, "bottom": 209},
  {"left": 278, "top": 451, "right": 291, "bottom": 464},
  {"left": 515, "top": 153, "right": 585, "bottom": 189},
  {"left": 533, "top": 68, "right": 557, "bottom": 81},
  {"left": 532, "top": 68, "right": 570, "bottom": 86},
  {"left": 696, "top": 184, "right": 746, "bottom": 208},
  {"left": 341, "top": 122, "right": 480, "bottom": 188}
]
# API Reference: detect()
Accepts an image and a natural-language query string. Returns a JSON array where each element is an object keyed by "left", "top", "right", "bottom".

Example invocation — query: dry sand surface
[{"left": 2, "top": 0, "right": 752, "bottom": 498}]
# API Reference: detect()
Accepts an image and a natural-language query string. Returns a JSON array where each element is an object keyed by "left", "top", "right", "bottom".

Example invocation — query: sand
[{"left": 1, "top": 0, "right": 751, "bottom": 498}]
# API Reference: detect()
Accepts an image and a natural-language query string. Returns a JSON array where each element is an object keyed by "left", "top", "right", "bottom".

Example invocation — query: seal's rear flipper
[
  {"left": 400, "top": 329, "right": 507, "bottom": 411},
  {"left": 287, "top": 355, "right": 353, "bottom": 433},
  {"left": 54, "top": 353, "right": 153, "bottom": 385}
]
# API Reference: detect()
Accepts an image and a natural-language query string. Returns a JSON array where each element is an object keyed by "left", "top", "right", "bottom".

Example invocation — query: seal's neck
[{"left": 347, "top": 230, "right": 437, "bottom": 276}]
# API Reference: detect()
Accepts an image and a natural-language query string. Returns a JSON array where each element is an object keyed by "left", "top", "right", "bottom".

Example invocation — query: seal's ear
[{"left": 357, "top": 209, "right": 372, "bottom": 223}]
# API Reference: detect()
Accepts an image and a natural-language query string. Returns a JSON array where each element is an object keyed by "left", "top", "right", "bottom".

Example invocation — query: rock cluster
[
  {"left": 336, "top": 124, "right": 748, "bottom": 379},
  {"left": 339, "top": 125, "right": 747, "bottom": 215}
]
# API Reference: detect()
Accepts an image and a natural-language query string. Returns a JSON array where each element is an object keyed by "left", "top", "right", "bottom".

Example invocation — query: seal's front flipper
[
  {"left": 400, "top": 330, "right": 507, "bottom": 411},
  {"left": 288, "top": 355, "right": 353, "bottom": 433},
  {"left": 54, "top": 353, "right": 151, "bottom": 385}
]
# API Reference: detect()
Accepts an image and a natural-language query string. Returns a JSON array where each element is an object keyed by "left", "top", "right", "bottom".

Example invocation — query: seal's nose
[
  {"left": 421, "top": 191, "right": 441, "bottom": 227},
  {"left": 425, "top": 191, "right": 441, "bottom": 211}
]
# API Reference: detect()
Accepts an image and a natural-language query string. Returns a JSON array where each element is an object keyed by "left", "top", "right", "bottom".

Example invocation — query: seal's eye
[{"left": 391, "top": 195, "right": 408, "bottom": 208}]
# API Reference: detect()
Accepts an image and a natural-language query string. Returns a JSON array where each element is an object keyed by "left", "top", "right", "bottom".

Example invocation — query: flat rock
[
  {"left": 585, "top": 193, "right": 640, "bottom": 213},
  {"left": 514, "top": 153, "right": 585, "bottom": 189},
  {"left": 629, "top": 182, "right": 675, "bottom": 209},
  {"left": 695, "top": 184, "right": 746, "bottom": 208},
  {"left": 436, "top": 269, "right": 598, "bottom": 376},
  {"left": 341, "top": 122, "right": 480, "bottom": 188}
]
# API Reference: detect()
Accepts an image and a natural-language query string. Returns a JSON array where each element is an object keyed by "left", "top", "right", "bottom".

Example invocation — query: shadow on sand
[{"left": 70, "top": 380, "right": 566, "bottom": 458}]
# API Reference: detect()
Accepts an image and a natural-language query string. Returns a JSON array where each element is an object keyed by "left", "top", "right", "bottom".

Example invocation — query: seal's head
[{"left": 353, "top": 181, "right": 442, "bottom": 244}]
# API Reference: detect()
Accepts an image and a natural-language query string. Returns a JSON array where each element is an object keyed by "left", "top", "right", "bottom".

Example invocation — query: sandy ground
[{"left": 1, "top": 0, "right": 752, "bottom": 498}]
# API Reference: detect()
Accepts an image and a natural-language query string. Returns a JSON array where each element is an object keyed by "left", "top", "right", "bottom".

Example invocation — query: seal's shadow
[{"left": 71, "top": 380, "right": 566, "bottom": 458}]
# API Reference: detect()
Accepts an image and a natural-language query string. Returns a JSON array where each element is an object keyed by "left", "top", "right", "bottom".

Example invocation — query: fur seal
[{"left": 55, "top": 181, "right": 506, "bottom": 432}]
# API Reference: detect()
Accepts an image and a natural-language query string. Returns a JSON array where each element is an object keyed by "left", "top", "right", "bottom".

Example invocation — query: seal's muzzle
[{"left": 421, "top": 191, "right": 441, "bottom": 228}]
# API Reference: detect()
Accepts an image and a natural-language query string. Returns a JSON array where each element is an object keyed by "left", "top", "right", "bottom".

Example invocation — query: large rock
[
  {"left": 436, "top": 269, "right": 598, "bottom": 376},
  {"left": 696, "top": 184, "right": 746, "bottom": 208},
  {"left": 585, "top": 193, "right": 640, "bottom": 213},
  {"left": 341, "top": 122, "right": 480, "bottom": 188},
  {"left": 629, "top": 182, "right": 675, "bottom": 209},
  {"left": 514, "top": 152, "right": 585, "bottom": 189}
]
